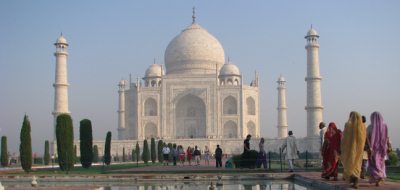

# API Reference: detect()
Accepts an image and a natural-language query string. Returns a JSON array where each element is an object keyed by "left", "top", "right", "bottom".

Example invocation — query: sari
[
  {"left": 341, "top": 111, "right": 367, "bottom": 181},
  {"left": 321, "top": 122, "right": 342, "bottom": 179},
  {"left": 367, "top": 112, "right": 388, "bottom": 183}
]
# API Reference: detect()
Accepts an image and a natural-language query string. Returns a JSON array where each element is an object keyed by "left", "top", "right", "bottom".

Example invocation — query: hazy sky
[{"left": 1, "top": 1, "right": 399, "bottom": 155}]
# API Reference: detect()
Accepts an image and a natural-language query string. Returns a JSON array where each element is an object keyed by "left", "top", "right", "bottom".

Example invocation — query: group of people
[
  {"left": 320, "top": 111, "right": 391, "bottom": 188},
  {"left": 161, "top": 144, "right": 224, "bottom": 168}
]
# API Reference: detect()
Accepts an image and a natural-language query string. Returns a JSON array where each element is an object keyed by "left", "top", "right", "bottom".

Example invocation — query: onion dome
[
  {"left": 55, "top": 35, "right": 68, "bottom": 44},
  {"left": 164, "top": 22, "right": 225, "bottom": 75},
  {"left": 219, "top": 63, "right": 240, "bottom": 76},
  {"left": 144, "top": 64, "right": 163, "bottom": 78}
]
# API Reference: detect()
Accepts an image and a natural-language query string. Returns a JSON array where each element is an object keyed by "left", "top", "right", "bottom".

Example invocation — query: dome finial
[{"left": 192, "top": 6, "right": 196, "bottom": 24}]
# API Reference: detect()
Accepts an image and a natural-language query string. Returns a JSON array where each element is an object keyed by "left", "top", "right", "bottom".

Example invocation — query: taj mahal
[{"left": 53, "top": 11, "right": 324, "bottom": 156}]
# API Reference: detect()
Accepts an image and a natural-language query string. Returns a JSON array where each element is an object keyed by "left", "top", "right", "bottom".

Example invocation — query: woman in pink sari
[
  {"left": 321, "top": 122, "right": 342, "bottom": 180},
  {"left": 367, "top": 112, "right": 389, "bottom": 186}
]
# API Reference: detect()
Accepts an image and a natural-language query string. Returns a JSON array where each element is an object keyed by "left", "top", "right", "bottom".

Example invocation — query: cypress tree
[
  {"left": 150, "top": 138, "right": 156, "bottom": 163},
  {"left": 79, "top": 119, "right": 93, "bottom": 168},
  {"left": 1, "top": 136, "right": 8, "bottom": 167},
  {"left": 43, "top": 140, "right": 50, "bottom": 165},
  {"left": 56, "top": 114, "right": 74, "bottom": 172},
  {"left": 122, "top": 147, "right": 126, "bottom": 162},
  {"left": 131, "top": 148, "right": 136, "bottom": 161},
  {"left": 135, "top": 142, "right": 140, "bottom": 166},
  {"left": 92, "top": 145, "right": 99, "bottom": 163},
  {"left": 157, "top": 140, "right": 163, "bottom": 163},
  {"left": 104, "top": 131, "right": 112, "bottom": 165},
  {"left": 20, "top": 115, "right": 32, "bottom": 173},
  {"left": 142, "top": 139, "right": 150, "bottom": 164}
]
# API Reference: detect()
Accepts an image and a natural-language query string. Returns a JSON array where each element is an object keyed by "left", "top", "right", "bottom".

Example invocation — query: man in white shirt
[{"left": 162, "top": 144, "right": 170, "bottom": 166}]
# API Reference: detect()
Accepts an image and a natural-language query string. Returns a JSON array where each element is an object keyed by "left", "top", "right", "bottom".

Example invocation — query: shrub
[
  {"left": 43, "top": 140, "right": 50, "bottom": 165},
  {"left": 142, "top": 139, "right": 150, "bottom": 164},
  {"left": 79, "top": 119, "right": 93, "bottom": 168},
  {"left": 389, "top": 151, "right": 399, "bottom": 166},
  {"left": 157, "top": 140, "right": 163, "bottom": 163},
  {"left": 135, "top": 142, "right": 140, "bottom": 166},
  {"left": 20, "top": 115, "right": 32, "bottom": 173},
  {"left": 232, "top": 150, "right": 259, "bottom": 168},
  {"left": 150, "top": 138, "right": 156, "bottom": 163},
  {"left": 92, "top": 145, "right": 99, "bottom": 163},
  {"left": 104, "top": 131, "right": 112, "bottom": 165},
  {"left": 1, "top": 136, "right": 8, "bottom": 167},
  {"left": 122, "top": 147, "right": 126, "bottom": 162},
  {"left": 56, "top": 114, "right": 74, "bottom": 172}
]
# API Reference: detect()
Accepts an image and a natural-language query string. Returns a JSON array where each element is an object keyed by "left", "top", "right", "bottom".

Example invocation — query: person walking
[
  {"left": 319, "top": 122, "right": 327, "bottom": 167},
  {"left": 360, "top": 115, "right": 369, "bottom": 179},
  {"left": 321, "top": 122, "right": 342, "bottom": 180},
  {"left": 186, "top": 146, "right": 193, "bottom": 166},
  {"left": 162, "top": 144, "right": 170, "bottom": 166},
  {"left": 215, "top": 144, "right": 223, "bottom": 168},
  {"left": 172, "top": 144, "right": 178, "bottom": 166},
  {"left": 243, "top": 134, "right": 252, "bottom": 168},
  {"left": 367, "top": 112, "right": 390, "bottom": 186},
  {"left": 341, "top": 111, "right": 366, "bottom": 189},
  {"left": 282, "top": 131, "right": 298, "bottom": 172},
  {"left": 204, "top": 145, "right": 210, "bottom": 166},
  {"left": 257, "top": 138, "right": 268, "bottom": 169},
  {"left": 193, "top": 146, "right": 201, "bottom": 166},
  {"left": 178, "top": 145, "right": 185, "bottom": 166}
]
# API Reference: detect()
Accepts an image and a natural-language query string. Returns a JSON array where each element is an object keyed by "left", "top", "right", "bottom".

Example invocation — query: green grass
[{"left": 387, "top": 166, "right": 400, "bottom": 181}]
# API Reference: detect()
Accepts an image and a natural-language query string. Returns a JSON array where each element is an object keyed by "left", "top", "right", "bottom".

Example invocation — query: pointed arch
[
  {"left": 247, "top": 121, "right": 256, "bottom": 137},
  {"left": 223, "top": 96, "right": 237, "bottom": 115},
  {"left": 246, "top": 97, "right": 256, "bottom": 115},
  {"left": 144, "top": 122, "right": 157, "bottom": 139},
  {"left": 223, "top": 120, "right": 237, "bottom": 138},
  {"left": 144, "top": 98, "right": 157, "bottom": 116},
  {"left": 175, "top": 94, "right": 206, "bottom": 138}
]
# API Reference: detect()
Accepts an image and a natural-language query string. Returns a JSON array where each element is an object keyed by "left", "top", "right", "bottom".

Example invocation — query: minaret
[
  {"left": 277, "top": 75, "right": 288, "bottom": 138},
  {"left": 117, "top": 80, "right": 126, "bottom": 140},
  {"left": 305, "top": 26, "right": 323, "bottom": 137},
  {"left": 52, "top": 34, "right": 70, "bottom": 140}
]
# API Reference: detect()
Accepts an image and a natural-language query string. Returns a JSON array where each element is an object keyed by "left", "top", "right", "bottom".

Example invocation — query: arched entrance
[{"left": 175, "top": 94, "right": 206, "bottom": 138}]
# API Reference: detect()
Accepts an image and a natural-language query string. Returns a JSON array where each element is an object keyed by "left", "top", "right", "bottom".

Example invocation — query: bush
[
  {"left": 150, "top": 138, "right": 156, "bottom": 163},
  {"left": 388, "top": 151, "right": 399, "bottom": 166},
  {"left": 232, "top": 150, "right": 259, "bottom": 168},
  {"left": 104, "top": 131, "right": 112, "bottom": 165},
  {"left": 157, "top": 140, "right": 163, "bottom": 163},
  {"left": 43, "top": 140, "right": 50, "bottom": 165},
  {"left": 1, "top": 136, "right": 8, "bottom": 167},
  {"left": 142, "top": 140, "right": 150, "bottom": 164},
  {"left": 20, "top": 115, "right": 32, "bottom": 173},
  {"left": 56, "top": 114, "right": 74, "bottom": 172},
  {"left": 79, "top": 119, "right": 93, "bottom": 168},
  {"left": 92, "top": 145, "right": 99, "bottom": 163}
]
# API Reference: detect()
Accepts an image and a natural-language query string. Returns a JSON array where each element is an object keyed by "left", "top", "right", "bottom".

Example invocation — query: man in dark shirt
[
  {"left": 244, "top": 134, "right": 251, "bottom": 153},
  {"left": 215, "top": 144, "right": 223, "bottom": 168}
]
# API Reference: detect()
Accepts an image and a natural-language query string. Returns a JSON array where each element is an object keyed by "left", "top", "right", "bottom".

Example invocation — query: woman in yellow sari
[{"left": 341, "top": 111, "right": 367, "bottom": 189}]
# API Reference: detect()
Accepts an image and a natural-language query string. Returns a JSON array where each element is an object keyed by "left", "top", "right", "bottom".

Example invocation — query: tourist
[
  {"left": 242, "top": 134, "right": 252, "bottom": 167},
  {"left": 256, "top": 138, "right": 268, "bottom": 169},
  {"left": 367, "top": 112, "right": 390, "bottom": 186},
  {"left": 321, "top": 122, "right": 342, "bottom": 180},
  {"left": 360, "top": 115, "right": 368, "bottom": 179},
  {"left": 341, "top": 111, "right": 366, "bottom": 189},
  {"left": 187, "top": 146, "right": 193, "bottom": 166},
  {"left": 281, "top": 131, "right": 298, "bottom": 172},
  {"left": 319, "top": 122, "right": 326, "bottom": 167},
  {"left": 178, "top": 145, "right": 185, "bottom": 165},
  {"left": 162, "top": 144, "right": 170, "bottom": 166},
  {"left": 172, "top": 144, "right": 178, "bottom": 166},
  {"left": 215, "top": 144, "right": 223, "bottom": 168},
  {"left": 193, "top": 145, "right": 201, "bottom": 166},
  {"left": 204, "top": 145, "right": 210, "bottom": 166}
]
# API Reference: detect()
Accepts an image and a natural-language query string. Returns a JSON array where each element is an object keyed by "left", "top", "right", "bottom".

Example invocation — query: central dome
[{"left": 164, "top": 23, "right": 225, "bottom": 75}]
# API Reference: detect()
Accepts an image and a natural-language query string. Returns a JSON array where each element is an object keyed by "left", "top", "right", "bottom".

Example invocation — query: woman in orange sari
[{"left": 321, "top": 122, "right": 342, "bottom": 180}]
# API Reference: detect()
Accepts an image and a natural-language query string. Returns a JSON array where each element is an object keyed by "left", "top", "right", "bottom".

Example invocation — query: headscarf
[
  {"left": 369, "top": 112, "right": 388, "bottom": 154},
  {"left": 324, "top": 122, "right": 338, "bottom": 140},
  {"left": 341, "top": 111, "right": 367, "bottom": 179}
]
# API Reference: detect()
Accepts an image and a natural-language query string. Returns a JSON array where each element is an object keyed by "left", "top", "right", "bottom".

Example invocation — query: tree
[
  {"left": 157, "top": 140, "right": 163, "bottom": 163},
  {"left": 104, "top": 131, "right": 112, "bottom": 165},
  {"left": 20, "top": 115, "right": 32, "bottom": 173},
  {"left": 135, "top": 142, "right": 140, "bottom": 167},
  {"left": 79, "top": 119, "right": 93, "bottom": 168},
  {"left": 56, "top": 114, "right": 74, "bottom": 172},
  {"left": 150, "top": 138, "right": 156, "bottom": 164},
  {"left": 43, "top": 140, "right": 50, "bottom": 165},
  {"left": 93, "top": 145, "right": 99, "bottom": 163},
  {"left": 1, "top": 136, "right": 8, "bottom": 167},
  {"left": 131, "top": 148, "right": 136, "bottom": 162},
  {"left": 142, "top": 139, "right": 150, "bottom": 164},
  {"left": 122, "top": 147, "right": 126, "bottom": 162}
]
